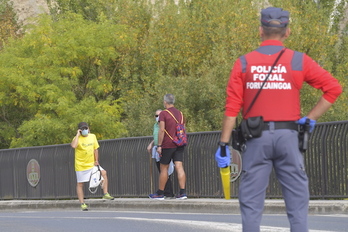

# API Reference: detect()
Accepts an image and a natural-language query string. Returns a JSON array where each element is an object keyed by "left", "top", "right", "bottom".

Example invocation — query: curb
[{"left": 0, "top": 199, "right": 347, "bottom": 214}]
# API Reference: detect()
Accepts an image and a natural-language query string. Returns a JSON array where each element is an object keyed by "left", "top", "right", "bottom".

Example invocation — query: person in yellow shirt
[{"left": 71, "top": 122, "right": 114, "bottom": 211}]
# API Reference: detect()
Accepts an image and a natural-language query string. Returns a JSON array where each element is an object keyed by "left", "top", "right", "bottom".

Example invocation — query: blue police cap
[{"left": 261, "top": 7, "right": 289, "bottom": 28}]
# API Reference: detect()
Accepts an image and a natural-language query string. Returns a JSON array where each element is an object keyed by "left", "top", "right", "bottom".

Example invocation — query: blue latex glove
[
  {"left": 215, "top": 145, "right": 231, "bottom": 168},
  {"left": 296, "top": 116, "right": 316, "bottom": 133}
]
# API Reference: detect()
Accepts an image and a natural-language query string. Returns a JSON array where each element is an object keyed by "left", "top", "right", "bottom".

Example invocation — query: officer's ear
[
  {"left": 259, "top": 26, "right": 264, "bottom": 38},
  {"left": 284, "top": 27, "right": 291, "bottom": 39}
]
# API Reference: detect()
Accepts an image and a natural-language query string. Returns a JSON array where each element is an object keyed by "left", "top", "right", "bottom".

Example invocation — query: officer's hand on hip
[{"left": 296, "top": 116, "right": 316, "bottom": 133}]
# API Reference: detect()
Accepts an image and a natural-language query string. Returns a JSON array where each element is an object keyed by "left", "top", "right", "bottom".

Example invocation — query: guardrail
[{"left": 0, "top": 121, "right": 347, "bottom": 200}]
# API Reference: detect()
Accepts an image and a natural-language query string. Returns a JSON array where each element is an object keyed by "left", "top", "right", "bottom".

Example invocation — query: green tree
[
  {"left": 0, "top": 0, "right": 346, "bottom": 148},
  {"left": 0, "top": 13, "right": 138, "bottom": 148},
  {"left": 0, "top": 0, "right": 22, "bottom": 49},
  {"left": 124, "top": 0, "right": 348, "bottom": 137}
]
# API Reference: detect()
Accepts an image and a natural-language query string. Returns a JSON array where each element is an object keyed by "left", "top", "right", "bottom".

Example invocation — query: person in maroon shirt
[
  {"left": 216, "top": 7, "right": 342, "bottom": 232},
  {"left": 149, "top": 94, "right": 187, "bottom": 200}
]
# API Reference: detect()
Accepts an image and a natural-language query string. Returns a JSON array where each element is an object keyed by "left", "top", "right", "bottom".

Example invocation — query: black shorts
[{"left": 160, "top": 146, "right": 185, "bottom": 165}]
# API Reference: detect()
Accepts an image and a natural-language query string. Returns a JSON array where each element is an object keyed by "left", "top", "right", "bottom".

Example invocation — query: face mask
[
  {"left": 156, "top": 117, "right": 159, "bottom": 122},
  {"left": 81, "top": 129, "right": 89, "bottom": 136}
]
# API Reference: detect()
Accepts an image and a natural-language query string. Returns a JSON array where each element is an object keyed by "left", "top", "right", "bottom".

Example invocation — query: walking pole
[{"left": 148, "top": 149, "right": 153, "bottom": 191}]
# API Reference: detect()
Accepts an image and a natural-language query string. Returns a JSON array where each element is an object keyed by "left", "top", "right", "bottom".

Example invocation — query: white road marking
[
  {"left": 0, "top": 214, "right": 335, "bottom": 232},
  {"left": 115, "top": 216, "right": 334, "bottom": 232}
]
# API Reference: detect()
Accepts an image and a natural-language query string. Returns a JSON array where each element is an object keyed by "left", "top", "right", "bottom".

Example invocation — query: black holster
[
  {"left": 232, "top": 116, "right": 264, "bottom": 152},
  {"left": 298, "top": 118, "right": 311, "bottom": 152},
  {"left": 241, "top": 116, "right": 264, "bottom": 140},
  {"left": 232, "top": 125, "right": 245, "bottom": 152}
]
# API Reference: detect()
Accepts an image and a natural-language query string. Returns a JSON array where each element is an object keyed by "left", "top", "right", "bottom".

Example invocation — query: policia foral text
[{"left": 216, "top": 7, "right": 342, "bottom": 232}]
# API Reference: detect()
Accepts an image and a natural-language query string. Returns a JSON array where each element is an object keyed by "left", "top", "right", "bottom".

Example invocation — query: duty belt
[{"left": 263, "top": 121, "right": 299, "bottom": 131}]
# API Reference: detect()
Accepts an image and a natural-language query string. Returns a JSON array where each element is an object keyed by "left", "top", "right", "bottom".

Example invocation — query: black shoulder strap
[{"left": 244, "top": 48, "right": 287, "bottom": 118}]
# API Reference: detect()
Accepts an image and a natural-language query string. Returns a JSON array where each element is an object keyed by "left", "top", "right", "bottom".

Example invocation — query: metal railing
[{"left": 0, "top": 121, "right": 347, "bottom": 200}]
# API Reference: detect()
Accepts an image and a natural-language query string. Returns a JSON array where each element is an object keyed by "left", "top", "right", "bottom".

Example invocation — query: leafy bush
[{"left": 0, "top": 0, "right": 346, "bottom": 148}]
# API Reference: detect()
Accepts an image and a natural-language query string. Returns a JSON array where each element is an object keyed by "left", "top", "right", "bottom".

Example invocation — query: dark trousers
[
  {"left": 239, "top": 127, "right": 309, "bottom": 232},
  {"left": 156, "top": 161, "right": 174, "bottom": 197}
]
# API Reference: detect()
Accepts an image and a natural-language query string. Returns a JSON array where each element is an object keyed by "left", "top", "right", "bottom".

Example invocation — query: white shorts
[{"left": 76, "top": 166, "right": 104, "bottom": 183}]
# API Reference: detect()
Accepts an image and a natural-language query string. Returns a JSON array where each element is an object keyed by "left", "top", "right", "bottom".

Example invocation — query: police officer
[{"left": 216, "top": 7, "right": 342, "bottom": 232}]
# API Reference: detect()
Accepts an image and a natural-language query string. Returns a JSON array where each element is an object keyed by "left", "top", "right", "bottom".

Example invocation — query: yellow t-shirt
[{"left": 73, "top": 133, "right": 100, "bottom": 171}]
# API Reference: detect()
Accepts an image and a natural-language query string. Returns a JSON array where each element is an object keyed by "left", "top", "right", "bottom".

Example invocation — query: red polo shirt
[{"left": 225, "top": 40, "right": 342, "bottom": 121}]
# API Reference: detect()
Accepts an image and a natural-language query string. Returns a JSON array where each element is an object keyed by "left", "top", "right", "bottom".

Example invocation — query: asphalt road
[{"left": 0, "top": 210, "right": 346, "bottom": 232}]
